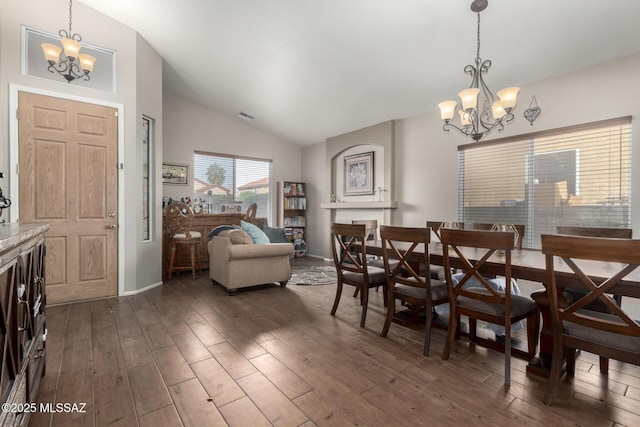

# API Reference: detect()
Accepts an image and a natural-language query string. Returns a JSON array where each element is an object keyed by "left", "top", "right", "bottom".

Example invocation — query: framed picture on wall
[
  {"left": 162, "top": 163, "right": 189, "bottom": 185},
  {"left": 344, "top": 151, "right": 374, "bottom": 195}
]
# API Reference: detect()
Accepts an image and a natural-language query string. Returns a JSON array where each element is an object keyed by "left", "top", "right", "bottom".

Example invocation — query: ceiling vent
[{"left": 237, "top": 111, "right": 255, "bottom": 121}]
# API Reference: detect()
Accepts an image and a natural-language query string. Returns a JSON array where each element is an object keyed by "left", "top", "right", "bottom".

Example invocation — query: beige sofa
[{"left": 208, "top": 228, "right": 293, "bottom": 294}]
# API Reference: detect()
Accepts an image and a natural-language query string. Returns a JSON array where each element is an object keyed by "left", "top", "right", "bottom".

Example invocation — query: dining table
[{"left": 363, "top": 239, "right": 640, "bottom": 377}]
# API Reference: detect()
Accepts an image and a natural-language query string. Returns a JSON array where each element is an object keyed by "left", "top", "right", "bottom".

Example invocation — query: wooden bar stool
[{"left": 165, "top": 201, "right": 202, "bottom": 279}]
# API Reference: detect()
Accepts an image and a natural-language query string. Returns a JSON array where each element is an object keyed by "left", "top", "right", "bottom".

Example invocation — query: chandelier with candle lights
[
  {"left": 40, "top": 0, "right": 96, "bottom": 83},
  {"left": 438, "top": 0, "right": 519, "bottom": 141}
]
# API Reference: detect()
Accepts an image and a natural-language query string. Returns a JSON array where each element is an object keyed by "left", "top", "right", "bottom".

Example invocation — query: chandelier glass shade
[
  {"left": 41, "top": 0, "right": 95, "bottom": 83},
  {"left": 438, "top": 0, "right": 519, "bottom": 141}
]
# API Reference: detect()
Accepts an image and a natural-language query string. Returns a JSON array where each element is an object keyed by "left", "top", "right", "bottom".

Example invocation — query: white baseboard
[{"left": 122, "top": 280, "right": 164, "bottom": 296}]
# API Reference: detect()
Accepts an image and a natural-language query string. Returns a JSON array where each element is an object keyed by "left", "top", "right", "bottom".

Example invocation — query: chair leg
[
  {"left": 196, "top": 242, "right": 202, "bottom": 273},
  {"left": 360, "top": 286, "right": 369, "bottom": 327},
  {"left": 168, "top": 245, "right": 177, "bottom": 279},
  {"left": 544, "top": 334, "right": 565, "bottom": 405},
  {"left": 353, "top": 288, "right": 359, "bottom": 298},
  {"left": 442, "top": 306, "right": 458, "bottom": 360},
  {"left": 380, "top": 288, "right": 395, "bottom": 337},
  {"left": 469, "top": 318, "right": 477, "bottom": 343},
  {"left": 331, "top": 280, "right": 343, "bottom": 316},
  {"left": 565, "top": 347, "right": 576, "bottom": 377},
  {"left": 526, "top": 310, "right": 540, "bottom": 359},
  {"left": 599, "top": 356, "right": 609, "bottom": 373},
  {"left": 423, "top": 303, "right": 433, "bottom": 356},
  {"left": 504, "top": 322, "right": 511, "bottom": 387},
  {"left": 189, "top": 243, "right": 197, "bottom": 280},
  {"left": 382, "top": 282, "right": 388, "bottom": 307}
]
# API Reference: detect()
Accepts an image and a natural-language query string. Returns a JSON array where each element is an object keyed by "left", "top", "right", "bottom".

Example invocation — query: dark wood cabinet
[
  {"left": 162, "top": 213, "right": 242, "bottom": 275},
  {"left": 0, "top": 223, "right": 48, "bottom": 427}
]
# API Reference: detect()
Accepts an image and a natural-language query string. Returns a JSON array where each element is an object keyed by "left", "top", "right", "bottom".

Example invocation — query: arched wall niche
[{"left": 323, "top": 120, "right": 395, "bottom": 228}]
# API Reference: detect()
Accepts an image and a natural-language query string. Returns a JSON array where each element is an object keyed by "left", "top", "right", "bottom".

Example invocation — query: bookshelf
[{"left": 278, "top": 181, "right": 307, "bottom": 257}]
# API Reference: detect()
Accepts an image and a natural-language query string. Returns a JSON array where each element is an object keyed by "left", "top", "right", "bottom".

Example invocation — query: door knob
[{"left": 106, "top": 225, "right": 117, "bottom": 229}]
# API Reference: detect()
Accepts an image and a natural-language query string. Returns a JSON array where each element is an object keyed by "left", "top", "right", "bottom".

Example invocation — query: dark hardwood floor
[{"left": 30, "top": 257, "right": 640, "bottom": 426}]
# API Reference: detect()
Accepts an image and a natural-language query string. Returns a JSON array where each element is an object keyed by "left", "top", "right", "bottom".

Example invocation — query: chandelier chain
[
  {"left": 476, "top": 13, "right": 481, "bottom": 61},
  {"left": 68, "top": 0, "right": 73, "bottom": 35}
]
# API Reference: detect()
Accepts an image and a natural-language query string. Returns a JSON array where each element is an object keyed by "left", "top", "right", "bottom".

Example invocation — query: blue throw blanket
[
  {"left": 435, "top": 272, "right": 523, "bottom": 336},
  {"left": 207, "top": 224, "right": 239, "bottom": 239}
]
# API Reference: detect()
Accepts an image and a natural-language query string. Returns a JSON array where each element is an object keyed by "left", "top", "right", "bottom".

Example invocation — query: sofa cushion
[
  {"left": 241, "top": 220, "right": 270, "bottom": 244},
  {"left": 262, "top": 225, "right": 289, "bottom": 243}
]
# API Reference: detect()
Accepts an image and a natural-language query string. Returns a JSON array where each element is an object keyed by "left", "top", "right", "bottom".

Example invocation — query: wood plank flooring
[{"left": 30, "top": 257, "right": 640, "bottom": 426}]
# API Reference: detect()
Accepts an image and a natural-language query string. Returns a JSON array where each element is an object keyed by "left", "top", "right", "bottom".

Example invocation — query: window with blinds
[
  {"left": 193, "top": 151, "right": 272, "bottom": 219},
  {"left": 458, "top": 117, "right": 632, "bottom": 249}
]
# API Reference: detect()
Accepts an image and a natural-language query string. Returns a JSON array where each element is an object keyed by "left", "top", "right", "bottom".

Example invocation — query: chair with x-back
[
  {"left": 426, "top": 221, "right": 464, "bottom": 280},
  {"left": 554, "top": 225, "right": 632, "bottom": 373},
  {"left": 440, "top": 228, "right": 539, "bottom": 386},
  {"left": 541, "top": 233, "right": 640, "bottom": 405},
  {"left": 472, "top": 223, "right": 525, "bottom": 250},
  {"left": 165, "top": 201, "right": 202, "bottom": 279},
  {"left": 379, "top": 225, "right": 448, "bottom": 356},
  {"left": 330, "top": 223, "right": 387, "bottom": 327}
]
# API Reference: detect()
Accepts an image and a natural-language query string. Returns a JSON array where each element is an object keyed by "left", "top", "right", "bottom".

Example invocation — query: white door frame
[{"left": 9, "top": 84, "right": 125, "bottom": 298}]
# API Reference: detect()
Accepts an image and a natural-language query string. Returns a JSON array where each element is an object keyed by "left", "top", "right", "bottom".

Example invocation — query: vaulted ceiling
[{"left": 80, "top": 0, "right": 640, "bottom": 145}]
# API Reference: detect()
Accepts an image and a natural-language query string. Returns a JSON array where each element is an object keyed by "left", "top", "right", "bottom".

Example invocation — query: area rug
[{"left": 289, "top": 265, "right": 337, "bottom": 285}]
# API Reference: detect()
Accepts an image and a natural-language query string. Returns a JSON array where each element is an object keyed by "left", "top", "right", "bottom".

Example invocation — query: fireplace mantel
[{"left": 320, "top": 201, "right": 398, "bottom": 209}]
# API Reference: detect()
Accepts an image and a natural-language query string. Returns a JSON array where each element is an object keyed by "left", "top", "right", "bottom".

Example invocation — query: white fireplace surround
[{"left": 320, "top": 201, "right": 397, "bottom": 209}]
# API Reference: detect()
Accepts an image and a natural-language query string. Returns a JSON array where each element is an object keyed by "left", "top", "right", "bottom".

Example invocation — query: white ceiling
[{"left": 79, "top": 0, "right": 640, "bottom": 145}]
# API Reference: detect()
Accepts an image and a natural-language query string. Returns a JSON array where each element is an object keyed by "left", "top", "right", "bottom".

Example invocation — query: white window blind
[
  {"left": 193, "top": 151, "right": 272, "bottom": 219},
  {"left": 458, "top": 117, "right": 632, "bottom": 249}
]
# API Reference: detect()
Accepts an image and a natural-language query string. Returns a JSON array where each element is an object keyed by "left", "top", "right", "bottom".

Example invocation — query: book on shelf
[
  {"left": 284, "top": 182, "right": 305, "bottom": 197},
  {"left": 283, "top": 216, "right": 305, "bottom": 227},
  {"left": 284, "top": 197, "right": 306, "bottom": 210}
]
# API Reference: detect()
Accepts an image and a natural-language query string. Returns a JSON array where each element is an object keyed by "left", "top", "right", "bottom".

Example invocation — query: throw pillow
[
  {"left": 226, "top": 229, "right": 253, "bottom": 245},
  {"left": 241, "top": 220, "right": 270, "bottom": 244},
  {"left": 262, "top": 225, "right": 289, "bottom": 243}
]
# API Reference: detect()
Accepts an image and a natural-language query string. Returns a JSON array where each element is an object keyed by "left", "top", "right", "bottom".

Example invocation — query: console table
[
  {"left": 0, "top": 223, "right": 49, "bottom": 427},
  {"left": 162, "top": 213, "right": 242, "bottom": 275}
]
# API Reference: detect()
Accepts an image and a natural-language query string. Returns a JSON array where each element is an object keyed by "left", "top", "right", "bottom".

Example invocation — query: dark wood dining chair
[
  {"left": 352, "top": 219, "right": 378, "bottom": 241},
  {"left": 426, "top": 221, "right": 465, "bottom": 279},
  {"left": 242, "top": 202, "right": 257, "bottom": 224},
  {"left": 555, "top": 225, "right": 632, "bottom": 239},
  {"left": 554, "top": 225, "right": 632, "bottom": 372},
  {"left": 541, "top": 233, "right": 640, "bottom": 405},
  {"left": 379, "top": 226, "right": 449, "bottom": 356},
  {"left": 440, "top": 228, "right": 539, "bottom": 386},
  {"left": 330, "top": 223, "right": 387, "bottom": 327},
  {"left": 351, "top": 220, "right": 383, "bottom": 296},
  {"left": 472, "top": 223, "right": 525, "bottom": 250},
  {"left": 165, "top": 201, "right": 202, "bottom": 279}
]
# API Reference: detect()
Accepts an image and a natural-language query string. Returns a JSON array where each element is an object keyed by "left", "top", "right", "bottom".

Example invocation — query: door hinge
[
  {"left": 114, "top": 111, "right": 118, "bottom": 117},
  {"left": 16, "top": 164, "right": 19, "bottom": 175},
  {"left": 16, "top": 109, "right": 19, "bottom": 120}
]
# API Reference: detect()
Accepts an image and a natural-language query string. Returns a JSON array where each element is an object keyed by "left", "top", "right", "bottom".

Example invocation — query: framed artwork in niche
[
  {"left": 344, "top": 151, "right": 374, "bottom": 195},
  {"left": 162, "top": 163, "right": 188, "bottom": 185}
]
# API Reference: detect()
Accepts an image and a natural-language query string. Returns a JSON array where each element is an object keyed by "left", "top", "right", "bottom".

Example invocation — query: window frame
[{"left": 193, "top": 151, "right": 273, "bottom": 220}]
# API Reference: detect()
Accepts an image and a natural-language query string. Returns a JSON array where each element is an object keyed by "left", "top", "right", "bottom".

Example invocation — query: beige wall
[
  {"left": 162, "top": 93, "right": 303, "bottom": 223},
  {"left": 136, "top": 33, "right": 164, "bottom": 289},
  {"left": 1, "top": 0, "right": 163, "bottom": 294},
  {"left": 303, "top": 52, "right": 640, "bottom": 259}
]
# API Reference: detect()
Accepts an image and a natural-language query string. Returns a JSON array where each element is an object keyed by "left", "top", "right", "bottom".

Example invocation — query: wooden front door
[{"left": 18, "top": 92, "right": 118, "bottom": 304}]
